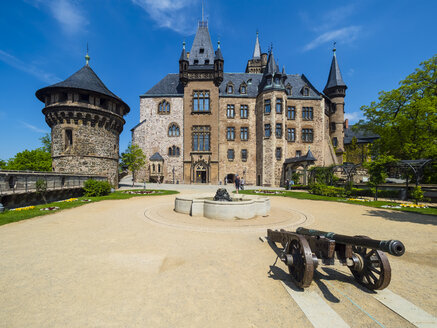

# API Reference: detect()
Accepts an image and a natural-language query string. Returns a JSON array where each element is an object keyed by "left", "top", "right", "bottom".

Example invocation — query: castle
[{"left": 132, "top": 20, "right": 347, "bottom": 186}]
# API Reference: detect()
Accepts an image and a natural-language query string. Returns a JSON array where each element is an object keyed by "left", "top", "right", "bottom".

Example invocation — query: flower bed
[
  {"left": 57, "top": 198, "right": 78, "bottom": 203},
  {"left": 347, "top": 198, "right": 370, "bottom": 202},
  {"left": 11, "top": 206, "right": 35, "bottom": 211},
  {"left": 40, "top": 207, "right": 60, "bottom": 211},
  {"left": 254, "top": 190, "right": 284, "bottom": 195},
  {"left": 400, "top": 203, "right": 428, "bottom": 208},
  {"left": 122, "top": 191, "right": 160, "bottom": 195}
]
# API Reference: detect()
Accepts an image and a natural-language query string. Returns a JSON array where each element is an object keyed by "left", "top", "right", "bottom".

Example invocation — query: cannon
[{"left": 267, "top": 227, "right": 405, "bottom": 290}]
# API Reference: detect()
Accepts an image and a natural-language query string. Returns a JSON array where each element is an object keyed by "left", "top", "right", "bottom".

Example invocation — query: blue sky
[{"left": 0, "top": 0, "right": 436, "bottom": 160}]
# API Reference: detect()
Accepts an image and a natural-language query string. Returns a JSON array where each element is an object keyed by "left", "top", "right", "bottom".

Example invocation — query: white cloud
[
  {"left": 20, "top": 121, "right": 50, "bottom": 134},
  {"left": 27, "top": 0, "right": 88, "bottom": 35},
  {"left": 131, "top": 0, "right": 198, "bottom": 34},
  {"left": 344, "top": 112, "right": 363, "bottom": 123},
  {"left": 0, "top": 49, "right": 60, "bottom": 83},
  {"left": 303, "top": 26, "right": 361, "bottom": 51}
]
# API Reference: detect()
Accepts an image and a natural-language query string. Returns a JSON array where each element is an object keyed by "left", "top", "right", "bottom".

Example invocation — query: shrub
[
  {"left": 309, "top": 183, "right": 346, "bottom": 197},
  {"left": 36, "top": 178, "right": 48, "bottom": 203},
  {"left": 410, "top": 186, "right": 424, "bottom": 204},
  {"left": 83, "top": 179, "right": 112, "bottom": 197},
  {"left": 350, "top": 188, "right": 400, "bottom": 199}
]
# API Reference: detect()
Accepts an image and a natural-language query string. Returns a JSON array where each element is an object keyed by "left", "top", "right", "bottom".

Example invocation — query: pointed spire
[
  {"left": 189, "top": 16, "right": 214, "bottom": 65},
  {"left": 215, "top": 40, "right": 223, "bottom": 61},
  {"left": 85, "top": 43, "right": 90, "bottom": 66},
  {"left": 264, "top": 47, "right": 279, "bottom": 76},
  {"left": 253, "top": 31, "right": 261, "bottom": 59},
  {"left": 179, "top": 41, "right": 188, "bottom": 61},
  {"left": 324, "top": 43, "right": 346, "bottom": 93}
]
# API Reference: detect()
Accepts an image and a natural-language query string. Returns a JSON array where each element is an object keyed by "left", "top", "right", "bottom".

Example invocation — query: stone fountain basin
[{"left": 174, "top": 194, "right": 270, "bottom": 220}]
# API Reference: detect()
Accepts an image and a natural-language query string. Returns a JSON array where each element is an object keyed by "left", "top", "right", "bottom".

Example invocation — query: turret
[
  {"left": 179, "top": 41, "right": 189, "bottom": 86},
  {"left": 324, "top": 44, "right": 347, "bottom": 160},
  {"left": 214, "top": 41, "right": 224, "bottom": 86},
  {"left": 259, "top": 49, "right": 287, "bottom": 93}
]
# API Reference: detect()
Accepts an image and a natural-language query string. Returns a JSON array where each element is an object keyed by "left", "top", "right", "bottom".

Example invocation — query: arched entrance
[
  {"left": 225, "top": 173, "right": 235, "bottom": 184},
  {"left": 193, "top": 161, "right": 208, "bottom": 183}
]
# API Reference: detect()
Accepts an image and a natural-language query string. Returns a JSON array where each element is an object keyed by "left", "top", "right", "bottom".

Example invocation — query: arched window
[
  {"left": 240, "top": 83, "right": 247, "bottom": 94},
  {"left": 168, "top": 147, "right": 172, "bottom": 155},
  {"left": 227, "top": 83, "right": 234, "bottom": 94},
  {"left": 152, "top": 164, "right": 156, "bottom": 172},
  {"left": 286, "top": 84, "right": 292, "bottom": 96},
  {"left": 168, "top": 123, "right": 180, "bottom": 137},
  {"left": 169, "top": 145, "right": 181, "bottom": 157},
  {"left": 158, "top": 164, "right": 161, "bottom": 172},
  {"left": 158, "top": 100, "right": 170, "bottom": 114},
  {"left": 302, "top": 87, "right": 310, "bottom": 96}
]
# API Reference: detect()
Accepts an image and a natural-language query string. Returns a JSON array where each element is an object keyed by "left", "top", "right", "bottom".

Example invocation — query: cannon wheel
[
  {"left": 285, "top": 234, "right": 314, "bottom": 288},
  {"left": 349, "top": 236, "right": 391, "bottom": 290}
]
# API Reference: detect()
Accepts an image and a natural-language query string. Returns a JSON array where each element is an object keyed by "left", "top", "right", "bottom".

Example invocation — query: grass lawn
[
  {"left": 239, "top": 190, "right": 437, "bottom": 216},
  {"left": 0, "top": 189, "right": 179, "bottom": 226}
]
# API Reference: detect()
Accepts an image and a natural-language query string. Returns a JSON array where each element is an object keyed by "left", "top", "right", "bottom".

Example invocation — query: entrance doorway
[
  {"left": 196, "top": 170, "right": 207, "bottom": 183},
  {"left": 225, "top": 174, "right": 235, "bottom": 184}
]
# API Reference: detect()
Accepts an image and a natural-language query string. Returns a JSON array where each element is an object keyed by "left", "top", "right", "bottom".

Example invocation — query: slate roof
[
  {"left": 150, "top": 152, "right": 164, "bottom": 161},
  {"left": 324, "top": 52, "right": 346, "bottom": 92},
  {"left": 36, "top": 65, "right": 129, "bottom": 110},
  {"left": 141, "top": 73, "right": 322, "bottom": 99},
  {"left": 284, "top": 149, "right": 317, "bottom": 164},
  {"left": 344, "top": 126, "right": 379, "bottom": 145},
  {"left": 252, "top": 32, "right": 261, "bottom": 59},
  {"left": 189, "top": 21, "right": 215, "bottom": 66}
]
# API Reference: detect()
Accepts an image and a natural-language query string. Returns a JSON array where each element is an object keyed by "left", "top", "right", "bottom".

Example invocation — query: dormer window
[
  {"left": 267, "top": 78, "right": 272, "bottom": 85},
  {"left": 227, "top": 84, "right": 234, "bottom": 94},
  {"left": 274, "top": 77, "right": 280, "bottom": 84},
  {"left": 240, "top": 83, "right": 247, "bottom": 94},
  {"left": 199, "top": 48, "right": 204, "bottom": 54},
  {"left": 205, "top": 59, "right": 210, "bottom": 64},
  {"left": 247, "top": 79, "right": 252, "bottom": 85},
  {"left": 286, "top": 84, "right": 292, "bottom": 95},
  {"left": 303, "top": 87, "right": 310, "bottom": 96},
  {"left": 194, "top": 59, "right": 199, "bottom": 65}
]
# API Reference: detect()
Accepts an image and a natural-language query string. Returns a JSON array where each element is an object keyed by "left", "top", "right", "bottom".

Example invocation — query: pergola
[
  {"left": 283, "top": 149, "right": 316, "bottom": 185},
  {"left": 396, "top": 159, "right": 433, "bottom": 188}
]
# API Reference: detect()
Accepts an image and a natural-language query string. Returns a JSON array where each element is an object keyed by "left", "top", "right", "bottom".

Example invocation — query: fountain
[{"left": 174, "top": 188, "right": 270, "bottom": 220}]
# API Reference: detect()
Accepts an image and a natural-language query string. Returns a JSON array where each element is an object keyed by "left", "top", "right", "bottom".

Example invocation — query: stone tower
[
  {"left": 245, "top": 32, "right": 267, "bottom": 74},
  {"left": 36, "top": 54, "right": 130, "bottom": 186},
  {"left": 324, "top": 45, "right": 347, "bottom": 163}
]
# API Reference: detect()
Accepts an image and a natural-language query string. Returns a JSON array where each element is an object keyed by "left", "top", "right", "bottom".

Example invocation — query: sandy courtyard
[{"left": 0, "top": 189, "right": 436, "bottom": 327}]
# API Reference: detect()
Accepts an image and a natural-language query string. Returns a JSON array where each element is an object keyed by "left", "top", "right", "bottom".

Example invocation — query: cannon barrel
[{"left": 296, "top": 227, "right": 405, "bottom": 256}]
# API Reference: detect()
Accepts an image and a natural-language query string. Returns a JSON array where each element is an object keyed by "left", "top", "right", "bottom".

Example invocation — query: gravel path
[{"left": 0, "top": 189, "right": 435, "bottom": 327}]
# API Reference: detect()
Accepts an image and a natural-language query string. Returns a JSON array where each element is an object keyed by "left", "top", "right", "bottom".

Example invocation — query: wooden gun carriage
[{"left": 267, "top": 227, "right": 405, "bottom": 290}]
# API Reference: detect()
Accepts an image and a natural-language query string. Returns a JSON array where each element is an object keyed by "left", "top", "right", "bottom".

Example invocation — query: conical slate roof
[
  {"left": 264, "top": 50, "right": 279, "bottom": 76},
  {"left": 189, "top": 21, "right": 214, "bottom": 65},
  {"left": 36, "top": 65, "right": 129, "bottom": 111},
  {"left": 253, "top": 32, "right": 261, "bottom": 59},
  {"left": 215, "top": 43, "right": 223, "bottom": 61},
  {"left": 179, "top": 42, "right": 188, "bottom": 61},
  {"left": 324, "top": 51, "right": 346, "bottom": 92}
]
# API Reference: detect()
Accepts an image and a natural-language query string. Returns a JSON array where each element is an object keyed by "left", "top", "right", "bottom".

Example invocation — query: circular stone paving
[{"left": 143, "top": 199, "right": 314, "bottom": 233}]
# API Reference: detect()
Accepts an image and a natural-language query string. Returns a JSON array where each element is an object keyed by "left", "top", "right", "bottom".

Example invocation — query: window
[
  {"left": 276, "top": 147, "right": 282, "bottom": 160},
  {"left": 247, "top": 79, "right": 252, "bottom": 85},
  {"left": 240, "top": 85, "right": 246, "bottom": 94},
  {"left": 193, "top": 91, "right": 210, "bottom": 112},
  {"left": 158, "top": 100, "right": 170, "bottom": 114},
  {"left": 330, "top": 122, "right": 336, "bottom": 131},
  {"left": 296, "top": 150, "right": 302, "bottom": 157},
  {"left": 226, "top": 127, "right": 235, "bottom": 140},
  {"left": 287, "top": 106, "right": 296, "bottom": 120},
  {"left": 302, "top": 128, "right": 314, "bottom": 142},
  {"left": 79, "top": 93, "right": 89, "bottom": 103},
  {"left": 264, "top": 99, "right": 271, "bottom": 114},
  {"left": 241, "top": 149, "right": 248, "bottom": 162},
  {"left": 8, "top": 176, "right": 16, "bottom": 189},
  {"left": 227, "top": 104, "right": 235, "bottom": 118},
  {"left": 267, "top": 78, "right": 272, "bottom": 85},
  {"left": 194, "top": 59, "right": 199, "bottom": 65},
  {"left": 65, "top": 129, "right": 73, "bottom": 149},
  {"left": 275, "top": 123, "right": 282, "bottom": 138},
  {"left": 286, "top": 86, "right": 292, "bottom": 96},
  {"left": 240, "top": 127, "right": 248, "bottom": 141},
  {"left": 227, "top": 84, "right": 234, "bottom": 94},
  {"left": 333, "top": 137, "right": 338, "bottom": 147},
  {"left": 240, "top": 105, "right": 248, "bottom": 118},
  {"left": 158, "top": 164, "right": 161, "bottom": 173},
  {"left": 264, "top": 124, "right": 271, "bottom": 138},
  {"left": 152, "top": 164, "right": 156, "bottom": 172},
  {"left": 287, "top": 128, "right": 296, "bottom": 142},
  {"left": 168, "top": 145, "right": 180, "bottom": 156},
  {"left": 199, "top": 48, "right": 204, "bottom": 54},
  {"left": 302, "top": 107, "right": 313, "bottom": 120},
  {"left": 276, "top": 99, "right": 283, "bottom": 113},
  {"left": 303, "top": 87, "right": 310, "bottom": 96},
  {"left": 168, "top": 123, "right": 180, "bottom": 137},
  {"left": 59, "top": 92, "right": 68, "bottom": 102},
  {"left": 204, "top": 59, "right": 209, "bottom": 64},
  {"left": 274, "top": 77, "right": 280, "bottom": 85},
  {"left": 192, "top": 126, "right": 211, "bottom": 151},
  {"left": 227, "top": 149, "right": 235, "bottom": 160}
]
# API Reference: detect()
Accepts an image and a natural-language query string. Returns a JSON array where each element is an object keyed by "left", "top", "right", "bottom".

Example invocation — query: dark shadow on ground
[
  {"left": 363, "top": 209, "right": 437, "bottom": 226},
  {"left": 266, "top": 238, "right": 375, "bottom": 302}
]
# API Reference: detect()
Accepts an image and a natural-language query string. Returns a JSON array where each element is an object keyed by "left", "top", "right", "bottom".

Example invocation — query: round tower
[
  {"left": 35, "top": 53, "right": 130, "bottom": 186},
  {"left": 323, "top": 45, "right": 347, "bottom": 163}
]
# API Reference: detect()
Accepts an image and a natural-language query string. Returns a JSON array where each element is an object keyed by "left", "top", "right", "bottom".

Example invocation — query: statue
[{"left": 213, "top": 188, "right": 232, "bottom": 202}]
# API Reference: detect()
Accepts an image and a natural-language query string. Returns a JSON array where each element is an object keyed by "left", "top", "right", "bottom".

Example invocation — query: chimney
[{"left": 344, "top": 119, "right": 349, "bottom": 129}]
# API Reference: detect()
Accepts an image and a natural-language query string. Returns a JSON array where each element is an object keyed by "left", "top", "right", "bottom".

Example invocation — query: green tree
[
  {"left": 5, "top": 148, "right": 52, "bottom": 171},
  {"left": 40, "top": 133, "right": 51, "bottom": 153},
  {"left": 356, "top": 55, "right": 437, "bottom": 160},
  {"left": 365, "top": 155, "right": 397, "bottom": 200},
  {"left": 120, "top": 143, "right": 146, "bottom": 186},
  {"left": 0, "top": 159, "right": 6, "bottom": 169}
]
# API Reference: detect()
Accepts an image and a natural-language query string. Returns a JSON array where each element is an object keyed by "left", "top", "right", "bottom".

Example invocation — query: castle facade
[{"left": 132, "top": 21, "right": 347, "bottom": 186}]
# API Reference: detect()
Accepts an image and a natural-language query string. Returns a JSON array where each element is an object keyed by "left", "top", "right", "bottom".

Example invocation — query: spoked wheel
[
  {"left": 284, "top": 235, "right": 314, "bottom": 288},
  {"left": 349, "top": 236, "right": 391, "bottom": 290}
]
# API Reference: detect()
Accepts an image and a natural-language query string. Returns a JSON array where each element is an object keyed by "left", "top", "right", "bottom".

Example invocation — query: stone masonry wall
[{"left": 133, "top": 97, "right": 184, "bottom": 183}]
